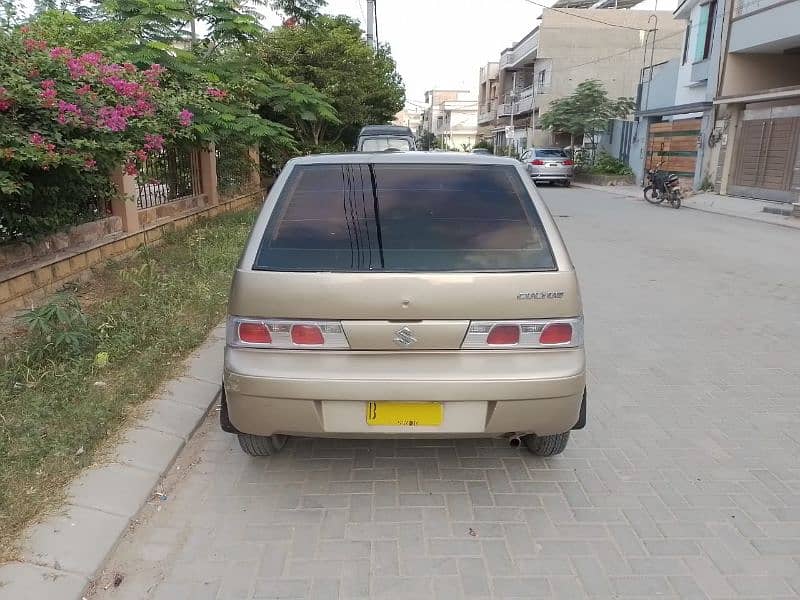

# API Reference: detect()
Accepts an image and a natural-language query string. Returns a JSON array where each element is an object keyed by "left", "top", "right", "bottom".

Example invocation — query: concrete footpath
[
  {"left": 572, "top": 182, "right": 800, "bottom": 230},
  {"left": 0, "top": 324, "right": 225, "bottom": 600}
]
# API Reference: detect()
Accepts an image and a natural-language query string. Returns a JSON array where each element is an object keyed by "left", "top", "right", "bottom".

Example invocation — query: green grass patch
[{"left": 0, "top": 208, "right": 257, "bottom": 560}]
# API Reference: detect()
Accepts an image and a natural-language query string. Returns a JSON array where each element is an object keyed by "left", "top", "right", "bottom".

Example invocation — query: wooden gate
[
  {"left": 646, "top": 118, "right": 701, "bottom": 185},
  {"left": 730, "top": 117, "right": 799, "bottom": 202}
]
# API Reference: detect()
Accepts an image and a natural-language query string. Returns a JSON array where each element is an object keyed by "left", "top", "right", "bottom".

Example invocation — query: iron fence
[
  {"left": 136, "top": 148, "right": 201, "bottom": 209},
  {"left": 216, "top": 146, "right": 257, "bottom": 198}
]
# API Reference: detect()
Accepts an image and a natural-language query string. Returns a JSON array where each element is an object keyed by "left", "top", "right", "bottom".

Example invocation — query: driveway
[{"left": 91, "top": 186, "right": 800, "bottom": 599}]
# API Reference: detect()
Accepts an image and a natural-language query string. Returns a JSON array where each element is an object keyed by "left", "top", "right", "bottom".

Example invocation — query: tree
[
  {"left": 539, "top": 80, "right": 634, "bottom": 156},
  {"left": 256, "top": 15, "right": 405, "bottom": 150},
  {"left": 270, "top": 0, "right": 326, "bottom": 22}
]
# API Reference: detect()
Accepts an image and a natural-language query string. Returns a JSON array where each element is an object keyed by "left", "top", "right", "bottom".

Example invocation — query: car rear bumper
[{"left": 224, "top": 348, "right": 586, "bottom": 437}]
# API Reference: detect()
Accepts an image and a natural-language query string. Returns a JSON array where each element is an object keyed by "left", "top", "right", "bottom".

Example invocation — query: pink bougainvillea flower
[
  {"left": 97, "top": 106, "right": 133, "bottom": 132},
  {"left": 75, "top": 84, "right": 92, "bottom": 96},
  {"left": 29, "top": 133, "right": 45, "bottom": 146},
  {"left": 78, "top": 51, "right": 103, "bottom": 66},
  {"left": 123, "top": 63, "right": 137, "bottom": 73},
  {"left": 23, "top": 39, "right": 47, "bottom": 52},
  {"left": 178, "top": 109, "right": 193, "bottom": 127},
  {"left": 206, "top": 87, "right": 228, "bottom": 99},
  {"left": 142, "top": 64, "right": 166, "bottom": 85},
  {"left": 133, "top": 99, "right": 154, "bottom": 116},
  {"left": 67, "top": 59, "right": 88, "bottom": 80},
  {"left": 99, "top": 63, "right": 124, "bottom": 76},
  {"left": 143, "top": 133, "right": 165, "bottom": 152},
  {"left": 134, "top": 149, "right": 148, "bottom": 162},
  {"left": 123, "top": 161, "right": 138, "bottom": 176},
  {"left": 84, "top": 158, "right": 97, "bottom": 170},
  {"left": 40, "top": 79, "right": 56, "bottom": 90},
  {"left": 49, "top": 47, "right": 73, "bottom": 60},
  {"left": 39, "top": 88, "right": 57, "bottom": 108},
  {"left": 0, "top": 87, "right": 11, "bottom": 111}
]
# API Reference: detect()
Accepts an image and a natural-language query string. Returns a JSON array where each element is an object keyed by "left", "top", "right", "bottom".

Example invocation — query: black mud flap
[
  {"left": 572, "top": 388, "right": 587, "bottom": 430},
  {"left": 219, "top": 384, "right": 241, "bottom": 434}
]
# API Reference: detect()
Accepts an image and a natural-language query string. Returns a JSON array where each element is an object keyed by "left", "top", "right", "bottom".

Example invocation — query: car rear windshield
[
  {"left": 360, "top": 138, "right": 412, "bottom": 151},
  {"left": 535, "top": 149, "right": 567, "bottom": 158},
  {"left": 254, "top": 164, "right": 556, "bottom": 272}
]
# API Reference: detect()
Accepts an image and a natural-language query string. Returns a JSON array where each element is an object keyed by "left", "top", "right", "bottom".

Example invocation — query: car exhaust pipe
[{"left": 508, "top": 435, "right": 522, "bottom": 448}]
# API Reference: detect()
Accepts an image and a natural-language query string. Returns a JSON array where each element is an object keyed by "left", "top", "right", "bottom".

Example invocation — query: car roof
[
  {"left": 532, "top": 148, "right": 565, "bottom": 152},
  {"left": 287, "top": 152, "right": 521, "bottom": 166},
  {"left": 358, "top": 125, "right": 413, "bottom": 136}
]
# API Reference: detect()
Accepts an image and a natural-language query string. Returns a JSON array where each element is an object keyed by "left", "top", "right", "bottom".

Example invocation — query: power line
[{"left": 519, "top": 0, "right": 657, "bottom": 30}]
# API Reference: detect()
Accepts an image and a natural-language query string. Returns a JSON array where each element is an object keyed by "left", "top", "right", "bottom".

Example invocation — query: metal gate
[
  {"left": 730, "top": 117, "right": 800, "bottom": 202},
  {"left": 646, "top": 118, "right": 702, "bottom": 186}
]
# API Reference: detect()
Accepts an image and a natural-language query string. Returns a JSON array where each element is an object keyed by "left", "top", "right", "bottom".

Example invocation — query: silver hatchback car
[{"left": 521, "top": 148, "right": 574, "bottom": 186}]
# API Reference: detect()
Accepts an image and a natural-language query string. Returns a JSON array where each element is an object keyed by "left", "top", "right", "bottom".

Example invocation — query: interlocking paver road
[{"left": 92, "top": 187, "right": 800, "bottom": 599}]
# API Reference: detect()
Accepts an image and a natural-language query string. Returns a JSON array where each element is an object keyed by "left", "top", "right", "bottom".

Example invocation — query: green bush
[{"left": 589, "top": 152, "right": 633, "bottom": 176}]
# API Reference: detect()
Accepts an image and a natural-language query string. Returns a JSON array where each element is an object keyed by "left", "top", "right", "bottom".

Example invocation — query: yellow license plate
[{"left": 366, "top": 402, "right": 442, "bottom": 426}]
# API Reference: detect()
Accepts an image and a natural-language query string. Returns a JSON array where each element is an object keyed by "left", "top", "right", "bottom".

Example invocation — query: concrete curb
[
  {"left": 0, "top": 324, "right": 225, "bottom": 600},
  {"left": 572, "top": 183, "right": 800, "bottom": 231}
]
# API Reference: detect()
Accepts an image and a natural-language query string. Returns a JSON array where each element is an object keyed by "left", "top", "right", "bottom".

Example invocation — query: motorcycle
[{"left": 643, "top": 162, "right": 682, "bottom": 209}]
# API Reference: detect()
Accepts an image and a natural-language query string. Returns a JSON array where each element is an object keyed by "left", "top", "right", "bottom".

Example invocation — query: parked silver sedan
[{"left": 521, "top": 148, "right": 574, "bottom": 186}]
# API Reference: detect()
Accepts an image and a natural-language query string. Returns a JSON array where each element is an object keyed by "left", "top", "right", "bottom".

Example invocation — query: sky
[
  {"left": 300, "top": 0, "right": 680, "bottom": 108},
  {"left": 20, "top": 0, "right": 679, "bottom": 108}
]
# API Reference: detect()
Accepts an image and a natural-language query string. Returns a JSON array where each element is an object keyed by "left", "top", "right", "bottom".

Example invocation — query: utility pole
[
  {"left": 508, "top": 72, "right": 517, "bottom": 157},
  {"left": 366, "top": 0, "right": 376, "bottom": 50}
]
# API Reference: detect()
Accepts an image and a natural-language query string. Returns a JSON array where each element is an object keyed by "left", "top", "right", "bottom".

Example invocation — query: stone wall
[
  {"left": 0, "top": 190, "right": 262, "bottom": 316},
  {"left": 0, "top": 216, "right": 123, "bottom": 273}
]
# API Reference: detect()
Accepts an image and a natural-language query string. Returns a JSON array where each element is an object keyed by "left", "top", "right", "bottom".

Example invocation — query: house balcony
[
  {"left": 478, "top": 102, "right": 498, "bottom": 124},
  {"left": 499, "top": 29, "right": 539, "bottom": 70},
  {"left": 730, "top": 0, "right": 800, "bottom": 53}
]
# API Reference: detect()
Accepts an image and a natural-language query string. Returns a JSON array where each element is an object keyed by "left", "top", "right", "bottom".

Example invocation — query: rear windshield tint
[
  {"left": 360, "top": 138, "right": 412, "bottom": 151},
  {"left": 254, "top": 164, "right": 556, "bottom": 272},
  {"left": 535, "top": 149, "right": 567, "bottom": 158}
]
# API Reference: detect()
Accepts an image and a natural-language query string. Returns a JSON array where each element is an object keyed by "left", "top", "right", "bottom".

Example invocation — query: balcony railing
[
  {"left": 499, "top": 30, "right": 540, "bottom": 69},
  {"left": 734, "top": 0, "right": 788, "bottom": 17}
]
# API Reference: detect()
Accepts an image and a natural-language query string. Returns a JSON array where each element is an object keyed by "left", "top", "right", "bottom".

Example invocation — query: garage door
[
  {"left": 730, "top": 117, "right": 800, "bottom": 202},
  {"left": 645, "top": 118, "right": 701, "bottom": 186}
]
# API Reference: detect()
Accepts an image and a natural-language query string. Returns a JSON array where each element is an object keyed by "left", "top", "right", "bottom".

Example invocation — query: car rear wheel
[
  {"left": 237, "top": 433, "right": 288, "bottom": 456},
  {"left": 561, "top": 180, "right": 571, "bottom": 187},
  {"left": 523, "top": 431, "right": 570, "bottom": 456}
]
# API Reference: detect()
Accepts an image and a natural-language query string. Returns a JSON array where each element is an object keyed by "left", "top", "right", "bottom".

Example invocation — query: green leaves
[{"left": 539, "top": 80, "right": 634, "bottom": 142}]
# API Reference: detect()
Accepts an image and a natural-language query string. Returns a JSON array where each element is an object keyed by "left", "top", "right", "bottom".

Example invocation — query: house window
[
  {"left": 682, "top": 21, "right": 692, "bottom": 64},
  {"left": 537, "top": 69, "right": 546, "bottom": 86},
  {"left": 694, "top": 1, "right": 716, "bottom": 62}
]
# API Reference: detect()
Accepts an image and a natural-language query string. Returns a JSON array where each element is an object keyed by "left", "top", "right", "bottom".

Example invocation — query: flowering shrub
[{"left": 0, "top": 29, "right": 214, "bottom": 240}]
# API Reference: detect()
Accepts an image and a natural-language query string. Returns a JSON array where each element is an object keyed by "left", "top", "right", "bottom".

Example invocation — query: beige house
[
  {"left": 711, "top": 0, "right": 800, "bottom": 204},
  {"left": 478, "top": 8, "right": 686, "bottom": 152},
  {"left": 421, "top": 90, "right": 479, "bottom": 150}
]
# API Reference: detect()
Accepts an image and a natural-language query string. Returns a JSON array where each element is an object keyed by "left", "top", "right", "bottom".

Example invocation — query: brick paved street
[{"left": 91, "top": 188, "right": 800, "bottom": 599}]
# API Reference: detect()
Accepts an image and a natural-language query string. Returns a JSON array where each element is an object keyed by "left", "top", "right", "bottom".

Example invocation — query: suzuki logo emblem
[{"left": 393, "top": 326, "right": 417, "bottom": 347}]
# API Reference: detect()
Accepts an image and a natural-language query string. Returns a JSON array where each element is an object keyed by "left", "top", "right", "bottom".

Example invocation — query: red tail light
[
  {"left": 486, "top": 324, "right": 520, "bottom": 345},
  {"left": 228, "top": 318, "right": 349, "bottom": 349},
  {"left": 530, "top": 159, "right": 544, "bottom": 165},
  {"left": 291, "top": 324, "right": 325, "bottom": 345},
  {"left": 238, "top": 322, "right": 271, "bottom": 344},
  {"left": 539, "top": 322, "right": 573, "bottom": 345},
  {"left": 461, "top": 318, "right": 583, "bottom": 349},
  {"left": 562, "top": 159, "right": 573, "bottom": 166}
]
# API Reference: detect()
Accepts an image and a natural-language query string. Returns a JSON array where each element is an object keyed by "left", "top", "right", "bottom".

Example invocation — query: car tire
[
  {"left": 562, "top": 180, "right": 571, "bottom": 187},
  {"left": 523, "top": 431, "right": 570, "bottom": 456},
  {"left": 237, "top": 433, "right": 288, "bottom": 456}
]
